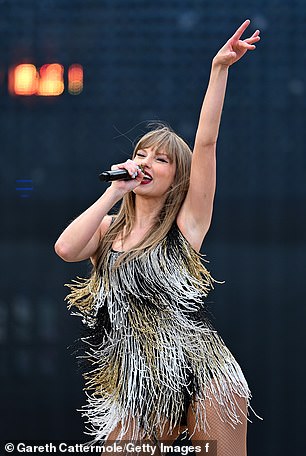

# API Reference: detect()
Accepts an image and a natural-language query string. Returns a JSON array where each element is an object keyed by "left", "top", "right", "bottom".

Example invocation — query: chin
[
  {"left": 133, "top": 186, "right": 152, "bottom": 196},
  {"left": 133, "top": 187, "right": 168, "bottom": 200},
  {"left": 133, "top": 184, "right": 151, "bottom": 193}
]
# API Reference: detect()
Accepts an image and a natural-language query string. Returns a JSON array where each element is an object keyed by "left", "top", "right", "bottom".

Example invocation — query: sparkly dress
[{"left": 65, "top": 222, "right": 257, "bottom": 443}]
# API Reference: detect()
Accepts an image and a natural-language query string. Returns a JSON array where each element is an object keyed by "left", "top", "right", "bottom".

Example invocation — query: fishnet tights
[
  {"left": 187, "top": 393, "right": 248, "bottom": 456},
  {"left": 104, "top": 420, "right": 184, "bottom": 456},
  {"left": 103, "top": 393, "right": 248, "bottom": 456}
]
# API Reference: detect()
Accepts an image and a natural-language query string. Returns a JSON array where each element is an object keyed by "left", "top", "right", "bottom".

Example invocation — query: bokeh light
[
  {"left": 9, "top": 64, "right": 38, "bottom": 95},
  {"left": 37, "top": 63, "right": 64, "bottom": 96},
  {"left": 8, "top": 63, "right": 78, "bottom": 96},
  {"left": 68, "top": 64, "right": 83, "bottom": 95}
]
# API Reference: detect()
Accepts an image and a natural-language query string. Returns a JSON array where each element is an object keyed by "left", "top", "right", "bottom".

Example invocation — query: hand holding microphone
[
  {"left": 99, "top": 160, "right": 144, "bottom": 193},
  {"left": 99, "top": 168, "right": 134, "bottom": 182},
  {"left": 99, "top": 167, "right": 143, "bottom": 182}
]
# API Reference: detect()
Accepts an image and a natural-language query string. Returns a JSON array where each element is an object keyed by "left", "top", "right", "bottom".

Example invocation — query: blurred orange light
[
  {"left": 68, "top": 64, "right": 83, "bottom": 95},
  {"left": 8, "top": 62, "right": 82, "bottom": 96},
  {"left": 9, "top": 64, "right": 39, "bottom": 95},
  {"left": 38, "top": 63, "right": 64, "bottom": 96}
]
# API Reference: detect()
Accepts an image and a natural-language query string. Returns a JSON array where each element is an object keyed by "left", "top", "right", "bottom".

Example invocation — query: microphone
[
  {"left": 99, "top": 165, "right": 144, "bottom": 182},
  {"left": 99, "top": 169, "right": 131, "bottom": 182}
]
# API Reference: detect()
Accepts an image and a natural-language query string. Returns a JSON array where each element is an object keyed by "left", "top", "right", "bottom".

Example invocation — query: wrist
[
  {"left": 211, "top": 57, "right": 230, "bottom": 72},
  {"left": 104, "top": 185, "right": 125, "bottom": 202}
]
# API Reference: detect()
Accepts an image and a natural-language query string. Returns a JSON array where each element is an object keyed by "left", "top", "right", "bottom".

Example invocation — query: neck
[{"left": 133, "top": 195, "right": 165, "bottom": 229}]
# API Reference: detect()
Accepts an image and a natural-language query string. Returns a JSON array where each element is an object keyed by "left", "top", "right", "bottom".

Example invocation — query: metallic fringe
[{"left": 65, "top": 224, "right": 261, "bottom": 444}]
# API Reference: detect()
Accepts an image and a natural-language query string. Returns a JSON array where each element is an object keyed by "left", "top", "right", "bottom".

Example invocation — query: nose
[{"left": 142, "top": 155, "right": 153, "bottom": 168}]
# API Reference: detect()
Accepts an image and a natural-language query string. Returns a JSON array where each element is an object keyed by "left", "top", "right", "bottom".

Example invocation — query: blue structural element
[{"left": 15, "top": 179, "right": 33, "bottom": 198}]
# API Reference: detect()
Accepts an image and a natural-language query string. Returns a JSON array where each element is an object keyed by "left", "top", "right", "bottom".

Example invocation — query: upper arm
[
  {"left": 89, "top": 215, "right": 113, "bottom": 265},
  {"left": 56, "top": 215, "right": 113, "bottom": 264},
  {"left": 176, "top": 143, "right": 216, "bottom": 251}
]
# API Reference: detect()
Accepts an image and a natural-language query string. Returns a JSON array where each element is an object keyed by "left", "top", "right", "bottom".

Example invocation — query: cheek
[
  {"left": 161, "top": 169, "right": 174, "bottom": 182},
  {"left": 161, "top": 172, "right": 175, "bottom": 191}
]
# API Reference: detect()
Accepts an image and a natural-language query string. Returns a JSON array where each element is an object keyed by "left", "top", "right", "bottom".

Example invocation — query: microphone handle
[{"left": 99, "top": 169, "right": 131, "bottom": 182}]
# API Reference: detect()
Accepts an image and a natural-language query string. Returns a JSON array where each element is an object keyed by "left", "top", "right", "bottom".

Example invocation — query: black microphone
[
  {"left": 99, "top": 169, "right": 131, "bottom": 182},
  {"left": 99, "top": 165, "right": 144, "bottom": 182}
]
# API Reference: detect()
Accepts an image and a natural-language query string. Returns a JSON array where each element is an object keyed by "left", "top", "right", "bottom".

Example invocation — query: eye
[
  {"left": 156, "top": 157, "right": 168, "bottom": 163},
  {"left": 136, "top": 152, "right": 146, "bottom": 158}
]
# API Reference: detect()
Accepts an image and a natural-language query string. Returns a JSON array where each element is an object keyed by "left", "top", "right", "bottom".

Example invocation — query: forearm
[
  {"left": 54, "top": 187, "right": 122, "bottom": 260},
  {"left": 194, "top": 60, "right": 229, "bottom": 147}
]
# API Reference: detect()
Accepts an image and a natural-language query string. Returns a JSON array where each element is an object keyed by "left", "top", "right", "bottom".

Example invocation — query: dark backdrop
[{"left": 1, "top": 1, "right": 305, "bottom": 455}]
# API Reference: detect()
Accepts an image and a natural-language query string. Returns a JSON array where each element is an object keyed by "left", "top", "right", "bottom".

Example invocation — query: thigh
[
  {"left": 103, "top": 420, "right": 147, "bottom": 456},
  {"left": 157, "top": 422, "right": 188, "bottom": 443},
  {"left": 104, "top": 418, "right": 187, "bottom": 444},
  {"left": 187, "top": 393, "right": 248, "bottom": 456}
]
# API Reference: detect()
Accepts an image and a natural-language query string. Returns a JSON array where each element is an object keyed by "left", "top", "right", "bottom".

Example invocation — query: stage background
[{"left": 1, "top": 1, "right": 305, "bottom": 455}]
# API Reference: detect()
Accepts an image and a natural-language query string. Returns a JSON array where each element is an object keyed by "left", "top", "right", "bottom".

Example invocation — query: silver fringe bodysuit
[{"left": 65, "top": 222, "right": 258, "bottom": 443}]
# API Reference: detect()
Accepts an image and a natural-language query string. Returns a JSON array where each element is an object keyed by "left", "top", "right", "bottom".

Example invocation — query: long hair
[{"left": 95, "top": 123, "right": 192, "bottom": 270}]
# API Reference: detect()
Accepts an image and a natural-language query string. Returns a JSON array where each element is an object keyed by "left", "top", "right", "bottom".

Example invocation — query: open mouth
[
  {"left": 143, "top": 172, "right": 153, "bottom": 181},
  {"left": 140, "top": 171, "right": 153, "bottom": 185}
]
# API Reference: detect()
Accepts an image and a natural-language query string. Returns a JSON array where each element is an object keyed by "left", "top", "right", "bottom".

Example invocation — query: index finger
[{"left": 231, "top": 19, "right": 251, "bottom": 41}]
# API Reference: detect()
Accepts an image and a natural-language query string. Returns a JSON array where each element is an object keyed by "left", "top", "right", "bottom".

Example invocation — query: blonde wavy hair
[{"left": 95, "top": 124, "right": 192, "bottom": 269}]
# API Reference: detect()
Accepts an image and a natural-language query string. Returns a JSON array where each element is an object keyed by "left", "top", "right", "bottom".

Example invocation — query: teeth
[{"left": 144, "top": 174, "right": 152, "bottom": 180}]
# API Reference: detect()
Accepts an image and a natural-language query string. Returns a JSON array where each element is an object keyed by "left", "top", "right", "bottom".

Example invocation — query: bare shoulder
[
  {"left": 90, "top": 214, "right": 113, "bottom": 266},
  {"left": 100, "top": 214, "right": 114, "bottom": 236}
]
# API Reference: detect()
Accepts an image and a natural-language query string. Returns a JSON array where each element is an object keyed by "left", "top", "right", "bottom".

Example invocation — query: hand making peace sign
[{"left": 213, "top": 19, "right": 261, "bottom": 67}]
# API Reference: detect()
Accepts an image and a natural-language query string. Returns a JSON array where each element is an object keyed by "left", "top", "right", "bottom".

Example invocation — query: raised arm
[{"left": 177, "top": 20, "right": 260, "bottom": 251}]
